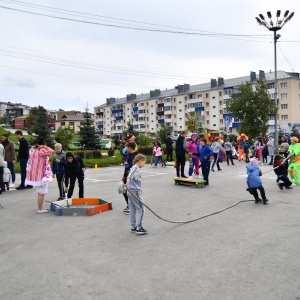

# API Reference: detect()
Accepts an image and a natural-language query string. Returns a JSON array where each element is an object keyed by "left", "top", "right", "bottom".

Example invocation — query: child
[
  {"left": 273, "top": 154, "right": 293, "bottom": 190},
  {"left": 261, "top": 142, "right": 269, "bottom": 164},
  {"left": 64, "top": 152, "right": 86, "bottom": 198},
  {"left": 2, "top": 161, "right": 11, "bottom": 191},
  {"left": 150, "top": 142, "right": 157, "bottom": 166},
  {"left": 153, "top": 141, "right": 167, "bottom": 168},
  {"left": 52, "top": 143, "right": 66, "bottom": 200},
  {"left": 224, "top": 138, "right": 235, "bottom": 166},
  {"left": 187, "top": 134, "right": 201, "bottom": 178},
  {"left": 246, "top": 158, "right": 269, "bottom": 204},
  {"left": 122, "top": 142, "right": 137, "bottom": 214},
  {"left": 126, "top": 154, "right": 148, "bottom": 235}
]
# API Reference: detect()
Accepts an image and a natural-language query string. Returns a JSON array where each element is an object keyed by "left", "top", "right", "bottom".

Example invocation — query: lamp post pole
[{"left": 255, "top": 10, "right": 294, "bottom": 148}]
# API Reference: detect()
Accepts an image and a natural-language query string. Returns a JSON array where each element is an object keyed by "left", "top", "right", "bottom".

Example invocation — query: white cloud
[{"left": 3, "top": 77, "right": 37, "bottom": 88}]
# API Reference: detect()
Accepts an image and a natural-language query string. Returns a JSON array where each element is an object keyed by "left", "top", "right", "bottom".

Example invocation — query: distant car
[
  {"left": 68, "top": 141, "right": 81, "bottom": 150},
  {"left": 99, "top": 139, "right": 112, "bottom": 149}
]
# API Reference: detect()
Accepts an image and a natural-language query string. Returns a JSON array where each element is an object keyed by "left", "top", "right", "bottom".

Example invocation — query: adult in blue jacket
[{"left": 193, "top": 138, "right": 213, "bottom": 186}]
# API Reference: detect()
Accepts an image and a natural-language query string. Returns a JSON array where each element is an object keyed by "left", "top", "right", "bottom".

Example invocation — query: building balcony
[
  {"left": 158, "top": 119, "right": 165, "bottom": 124},
  {"left": 96, "top": 112, "right": 103, "bottom": 116},
  {"left": 133, "top": 120, "right": 145, "bottom": 125},
  {"left": 112, "top": 109, "right": 123, "bottom": 114},
  {"left": 165, "top": 118, "right": 172, "bottom": 122},
  {"left": 158, "top": 103, "right": 164, "bottom": 108},
  {"left": 156, "top": 111, "right": 164, "bottom": 116}
]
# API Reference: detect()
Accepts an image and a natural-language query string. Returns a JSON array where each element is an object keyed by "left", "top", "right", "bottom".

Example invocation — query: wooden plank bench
[{"left": 173, "top": 177, "right": 206, "bottom": 188}]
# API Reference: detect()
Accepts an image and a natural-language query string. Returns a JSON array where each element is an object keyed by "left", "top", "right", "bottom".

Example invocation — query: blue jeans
[
  {"left": 7, "top": 162, "right": 16, "bottom": 183},
  {"left": 19, "top": 158, "right": 28, "bottom": 187}
]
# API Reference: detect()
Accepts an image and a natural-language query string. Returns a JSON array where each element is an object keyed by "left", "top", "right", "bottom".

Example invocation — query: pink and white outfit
[
  {"left": 25, "top": 146, "right": 53, "bottom": 195},
  {"left": 187, "top": 140, "right": 200, "bottom": 176}
]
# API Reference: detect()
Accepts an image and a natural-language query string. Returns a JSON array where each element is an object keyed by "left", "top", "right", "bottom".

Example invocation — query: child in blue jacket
[{"left": 246, "top": 158, "right": 268, "bottom": 204}]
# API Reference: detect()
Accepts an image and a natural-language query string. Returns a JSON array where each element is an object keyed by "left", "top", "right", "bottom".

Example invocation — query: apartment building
[{"left": 94, "top": 70, "right": 300, "bottom": 137}]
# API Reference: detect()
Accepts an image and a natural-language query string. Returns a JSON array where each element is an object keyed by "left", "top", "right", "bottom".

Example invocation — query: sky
[{"left": 0, "top": 0, "right": 299, "bottom": 112}]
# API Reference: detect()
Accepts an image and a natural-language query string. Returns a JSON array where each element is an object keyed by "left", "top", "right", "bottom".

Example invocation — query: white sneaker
[
  {"left": 197, "top": 175, "right": 202, "bottom": 179},
  {"left": 10, "top": 183, "right": 15, "bottom": 188},
  {"left": 188, "top": 176, "right": 193, "bottom": 179}
]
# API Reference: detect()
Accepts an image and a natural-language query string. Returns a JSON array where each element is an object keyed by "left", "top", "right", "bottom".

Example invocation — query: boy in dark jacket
[
  {"left": 166, "top": 133, "right": 174, "bottom": 162},
  {"left": 273, "top": 154, "right": 292, "bottom": 190},
  {"left": 122, "top": 142, "right": 137, "bottom": 214},
  {"left": 64, "top": 152, "right": 86, "bottom": 198},
  {"left": 246, "top": 158, "right": 268, "bottom": 204},
  {"left": 52, "top": 143, "right": 66, "bottom": 200}
]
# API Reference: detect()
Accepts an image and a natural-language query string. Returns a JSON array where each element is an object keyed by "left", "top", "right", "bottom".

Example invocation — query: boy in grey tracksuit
[
  {"left": 211, "top": 137, "right": 225, "bottom": 171},
  {"left": 126, "top": 154, "right": 148, "bottom": 235}
]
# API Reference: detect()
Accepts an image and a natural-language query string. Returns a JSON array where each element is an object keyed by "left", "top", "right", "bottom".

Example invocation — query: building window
[
  {"left": 280, "top": 93, "right": 287, "bottom": 99},
  {"left": 185, "top": 105, "right": 187, "bottom": 109},
  {"left": 206, "top": 120, "right": 209, "bottom": 125},
  {"left": 213, "top": 124, "right": 216, "bottom": 127},
  {"left": 219, "top": 101, "right": 222, "bottom": 105},
  {"left": 219, "top": 110, "right": 223, "bottom": 114},
  {"left": 212, "top": 96, "right": 215, "bottom": 99},
  {"left": 198, "top": 94, "right": 202, "bottom": 98},
  {"left": 206, "top": 93, "right": 209, "bottom": 98},
  {"left": 219, "top": 91, "right": 222, "bottom": 96},
  {"left": 281, "top": 115, "right": 288, "bottom": 120},
  {"left": 184, "top": 97, "right": 187, "bottom": 101},
  {"left": 151, "top": 105, "right": 153, "bottom": 108},
  {"left": 220, "top": 119, "right": 223, "bottom": 124},
  {"left": 206, "top": 103, "right": 209, "bottom": 107},
  {"left": 206, "top": 111, "right": 209, "bottom": 116},
  {"left": 280, "top": 82, "right": 287, "bottom": 88},
  {"left": 267, "top": 82, "right": 275, "bottom": 89},
  {"left": 281, "top": 104, "right": 288, "bottom": 109},
  {"left": 213, "top": 115, "right": 216, "bottom": 118},
  {"left": 69, "top": 122, "right": 74, "bottom": 126},
  {"left": 212, "top": 106, "right": 216, "bottom": 108},
  {"left": 179, "top": 101, "right": 182, "bottom": 104},
  {"left": 269, "top": 93, "right": 275, "bottom": 99},
  {"left": 173, "top": 98, "right": 176, "bottom": 102},
  {"left": 61, "top": 122, "right": 65, "bottom": 126}
]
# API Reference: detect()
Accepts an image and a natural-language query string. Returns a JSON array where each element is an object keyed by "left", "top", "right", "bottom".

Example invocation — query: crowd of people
[{"left": 1, "top": 129, "right": 300, "bottom": 234}]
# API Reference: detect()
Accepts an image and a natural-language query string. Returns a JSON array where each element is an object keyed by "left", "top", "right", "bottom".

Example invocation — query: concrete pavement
[{"left": 0, "top": 160, "right": 300, "bottom": 300}]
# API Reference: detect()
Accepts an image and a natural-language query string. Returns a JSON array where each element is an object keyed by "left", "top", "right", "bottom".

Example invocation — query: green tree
[
  {"left": 0, "top": 114, "right": 7, "bottom": 124},
  {"left": 27, "top": 106, "right": 54, "bottom": 148},
  {"left": 78, "top": 107, "right": 100, "bottom": 149},
  {"left": 55, "top": 126, "right": 74, "bottom": 150},
  {"left": 138, "top": 133, "right": 152, "bottom": 146},
  {"left": 186, "top": 112, "right": 204, "bottom": 135},
  {"left": 226, "top": 79, "right": 276, "bottom": 140},
  {"left": 157, "top": 123, "right": 171, "bottom": 144}
]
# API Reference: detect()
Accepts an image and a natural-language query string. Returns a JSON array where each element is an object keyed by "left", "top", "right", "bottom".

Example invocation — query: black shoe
[
  {"left": 263, "top": 199, "right": 269, "bottom": 205},
  {"left": 278, "top": 183, "right": 283, "bottom": 190},
  {"left": 135, "top": 227, "right": 148, "bottom": 235},
  {"left": 285, "top": 186, "right": 293, "bottom": 189},
  {"left": 25, "top": 185, "right": 33, "bottom": 189},
  {"left": 211, "top": 169, "right": 215, "bottom": 172},
  {"left": 255, "top": 198, "right": 262, "bottom": 204},
  {"left": 204, "top": 182, "right": 209, "bottom": 186},
  {"left": 16, "top": 186, "right": 26, "bottom": 190},
  {"left": 181, "top": 175, "right": 188, "bottom": 178},
  {"left": 218, "top": 169, "right": 222, "bottom": 171},
  {"left": 268, "top": 163, "right": 273, "bottom": 165},
  {"left": 176, "top": 174, "right": 180, "bottom": 178}
]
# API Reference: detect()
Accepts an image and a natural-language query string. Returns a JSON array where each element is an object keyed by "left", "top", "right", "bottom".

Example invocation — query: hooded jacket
[
  {"left": 64, "top": 153, "right": 86, "bottom": 187},
  {"left": 246, "top": 165, "right": 262, "bottom": 188},
  {"left": 52, "top": 150, "right": 66, "bottom": 175}
]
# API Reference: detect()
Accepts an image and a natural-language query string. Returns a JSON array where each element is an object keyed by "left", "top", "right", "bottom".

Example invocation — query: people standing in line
[
  {"left": 166, "top": 133, "right": 174, "bottom": 162},
  {"left": 121, "top": 142, "right": 137, "bottom": 214},
  {"left": 187, "top": 133, "right": 200, "bottom": 178},
  {"left": 153, "top": 141, "right": 167, "bottom": 168},
  {"left": 288, "top": 137, "right": 300, "bottom": 185},
  {"left": 211, "top": 137, "right": 225, "bottom": 171},
  {"left": 175, "top": 130, "right": 189, "bottom": 178},
  {"left": 261, "top": 142, "right": 269, "bottom": 164},
  {"left": 126, "top": 154, "right": 148, "bottom": 235},
  {"left": 52, "top": 143, "right": 66, "bottom": 200},
  {"left": 64, "top": 152, "right": 86, "bottom": 198},
  {"left": 1, "top": 134, "right": 16, "bottom": 187},
  {"left": 25, "top": 137, "right": 54, "bottom": 213},
  {"left": 246, "top": 158, "right": 268, "bottom": 205},
  {"left": 0, "top": 143, "right": 4, "bottom": 194},
  {"left": 267, "top": 135, "right": 275, "bottom": 165},
  {"left": 15, "top": 130, "right": 32, "bottom": 190},
  {"left": 193, "top": 138, "right": 213, "bottom": 186},
  {"left": 224, "top": 138, "right": 235, "bottom": 166},
  {"left": 2, "top": 161, "right": 11, "bottom": 192},
  {"left": 273, "top": 154, "right": 293, "bottom": 190}
]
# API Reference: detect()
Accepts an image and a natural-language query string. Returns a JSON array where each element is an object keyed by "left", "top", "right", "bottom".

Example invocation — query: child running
[
  {"left": 126, "top": 154, "right": 148, "bottom": 235},
  {"left": 246, "top": 158, "right": 269, "bottom": 205},
  {"left": 153, "top": 141, "right": 167, "bottom": 168},
  {"left": 273, "top": 154, "right": 293, "bottom": 190}
]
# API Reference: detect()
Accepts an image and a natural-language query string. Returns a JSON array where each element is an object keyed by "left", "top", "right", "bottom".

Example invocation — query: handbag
[{"left": 117, "top": 181, "right": 127, "bottom": 194}]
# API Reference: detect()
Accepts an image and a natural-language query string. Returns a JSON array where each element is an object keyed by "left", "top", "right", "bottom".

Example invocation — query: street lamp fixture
[{"left": 255, "top": 10, "right": 294, "bottom": 148}]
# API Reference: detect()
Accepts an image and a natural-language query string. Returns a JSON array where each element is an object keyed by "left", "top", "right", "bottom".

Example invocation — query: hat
[
  {"left": 249, "top": 158, "right": 258, "bottom": 166},
  {"left": 291, "top": 136, "right": 299, "bottom": 142},
  {"left": 191, "top": 133, "right": 198, "bottom": 138}
]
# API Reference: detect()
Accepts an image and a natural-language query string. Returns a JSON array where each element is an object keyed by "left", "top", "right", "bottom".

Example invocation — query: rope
[
  {"left": 261, "top": 154, "right": 292, "bottom": 175},
  {"left": 127, "top": 188, "right": 254, "bottom": 224}
]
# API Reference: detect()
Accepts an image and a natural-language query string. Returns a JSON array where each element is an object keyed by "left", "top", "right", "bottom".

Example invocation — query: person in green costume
[{"left": 288, "top": 137, "right": 300, "bottom": 184}]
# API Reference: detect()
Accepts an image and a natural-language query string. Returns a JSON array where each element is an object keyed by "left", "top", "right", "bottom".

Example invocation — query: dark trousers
[
  {"left": 245, "top": 153, "right": 249, "bottom": 163},
  {"left": 166, "top": 147, "right": 173, "bottom": 161},
  {"left": 122, "top": 176, "right": 128, "bottom": 206},
  {"left": 201, "top": 160, "right": 211, "bottom": 185},
  {"left": 67, "top": 172, "right": 84, "bottom": 198},
  {"left": 278, "top": 174, "right": 292, "bottom": 187},
  {"left": 7, "top": 162, "right": 16, "bottom": 183},
  {"left": 19, "top": 158, "right": 28, "bottom": 187},
  {"left": 176, "top": 153, "right": 186, "bottom": 177},
  {"left": 211, "top": 153, "right": 221, "bottom": 170},
  {"left": 0, "top": 167, "right": 3, "bottom": 192},
  {"left": 248, "top": 185, "right": 267, "bottom": 201},
  {"left": 56, "top": 173, "right": 65, "bottom": 197},
  {"left": 226, "top": 151, "right": 234, "bottom": 165}
]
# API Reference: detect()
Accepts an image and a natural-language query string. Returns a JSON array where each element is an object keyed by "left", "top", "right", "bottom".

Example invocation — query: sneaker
[
  {"left": 25, "top": 185, "right": 33, "bottom": 189},
  {"left": 37, "top": 208, "right": 49, "bottom": 214},
  {"left": 263, "top": 199, "right": 269, "bottom": 205},
  {"left": 218, "top": 169, "right": 222, "bottom": 171},
  {"left": 135, "top": 227, "right": 148, "bottom": 235},
  {"left": 10, "top": 183, "right": 15, "bottom": 188},
  {"left": 285, "top": 186, "right": 293, "bottom": 189},
  {"left": 255, "top": 198, "right": 262, "bottom": 204},
  {"left": 130, "top": 227, "right": 136, "bottom": 233},
  {"left": 152, "top": 166, "right": 157, "bottom": 168},
  {"left": 181, "top": 175, "right": 188, "bottom": 178},
  {"left": 197, "top": 175, "right": 202, "bottom": 179},
  {"left": 278, "top": 183, "right": 283, "bottom": 190},
  {"left": 123, "top": 207, "right": 130, "bottom": 215},
  {"left": 16, "top": 185, "right": 26, "bottom": 190},
  {"left": 188, "top": 176, "right": 193, "bottom": 179}
]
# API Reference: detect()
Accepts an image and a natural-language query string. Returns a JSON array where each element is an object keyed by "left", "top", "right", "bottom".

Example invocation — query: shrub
[
  {"left": 137, "top": 146, "right": 153, "bottom": 155},
  {"left": 74, "top": 151, "right": 85, "bottom": 158}
]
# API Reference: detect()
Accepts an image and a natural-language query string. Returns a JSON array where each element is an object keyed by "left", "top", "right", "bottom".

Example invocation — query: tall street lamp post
[{"left": 255, "top": 10, "right": 294, "bottom": 148}]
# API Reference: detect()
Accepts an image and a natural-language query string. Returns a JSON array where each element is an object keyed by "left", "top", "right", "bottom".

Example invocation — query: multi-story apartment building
[{"left": 94, "top": 70, "right": 300, "bottom": 137}]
